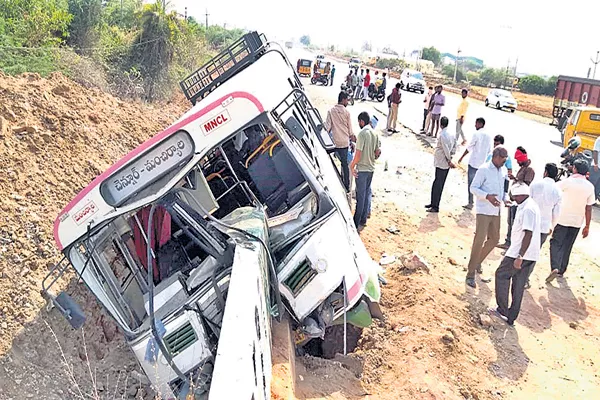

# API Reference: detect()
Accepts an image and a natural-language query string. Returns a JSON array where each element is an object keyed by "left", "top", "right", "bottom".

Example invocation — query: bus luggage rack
[{"left": 180, "top": 31, "right": 268, "bottom": 105}]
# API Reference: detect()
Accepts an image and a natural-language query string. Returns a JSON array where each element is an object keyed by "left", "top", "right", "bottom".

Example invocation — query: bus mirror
[
  {"left": 54, "top": 292, "right": 86, "bottom": 329},
  {"left": 285, "top": 116, "right": 306, "bottom": 140}
]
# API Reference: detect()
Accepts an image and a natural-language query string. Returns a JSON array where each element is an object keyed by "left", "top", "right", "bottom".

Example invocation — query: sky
[{"left": 171, "top": 0, "right": 600, "bottom": 78}]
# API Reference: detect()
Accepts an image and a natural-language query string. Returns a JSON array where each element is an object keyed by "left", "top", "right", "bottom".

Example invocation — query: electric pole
[
  {"left": 511, "top": 57, "right": 519, "bottom": 91},
  {"left": 205, "top": 9, "right": 210, "bottom": 29},
  {"left": 591, "top": 51, "right": 600, "bottom": 79},
  {"left": 453, "top": 48, "right": 461, "bottom": 82}
]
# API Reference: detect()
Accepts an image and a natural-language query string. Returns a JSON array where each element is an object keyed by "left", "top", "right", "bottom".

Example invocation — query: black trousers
[
  {"left": 495, "top": 256, "right": 535, "bottom": 324},
  {"left": 549, "top": 224, "right": 580, "bottom": 274},
  {"left": 504, "top": 205, "right": 517, "bottom": 245},
  {"left": 422, "top": 109, "right": 429, "bottom": 130},
  {"left": 334, "top": 147, "right": 350, "bottom": 192},
  {"left": 430, "top": 167, "right": 449, "bottom": 210}
]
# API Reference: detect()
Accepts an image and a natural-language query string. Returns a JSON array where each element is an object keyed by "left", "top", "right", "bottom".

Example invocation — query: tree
[
  {"left": 442, "top": 64, "right": 465, "bottom": 82},
  {"left": 545, "top": 76, "right": 558, "bottom": 96},
  {"left": 518, "top": 75, "right": 547, "bottom": 95},
  {"left": 67, "top": 0, "right": 103, "bottom": 54},
  {"left": 299, "top": 35, "right": 310, "bottom": 46},
  {"left": 361, "top": 41, "right": 372, "bottom": 52},
  {"left": 478, "top": 67, "right": 505, "bottom": 87},
  {"left": 421, "top": 46, "right": 441, "bottom": 66},
  {"left": 0, "top": 0, "right": 72, "bottom": 46}
]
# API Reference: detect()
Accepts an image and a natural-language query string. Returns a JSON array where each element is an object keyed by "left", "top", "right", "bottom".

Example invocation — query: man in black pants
[
  {"left": 547, "top": 159, "right": 595, "bottom": 282},
  {"left": 426, "top": 117, "right": 456, "bottom": 213},
  {"left": 324, "top": 91, "right": 354, "bottom": 192},
  {"left": 493, "top": 182, "right": 541, "bottom": 326}
]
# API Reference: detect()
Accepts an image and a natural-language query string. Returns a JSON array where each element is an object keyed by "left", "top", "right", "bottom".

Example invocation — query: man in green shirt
[{"left": 350, "top": 111, "right": 381, "bottom": 228}]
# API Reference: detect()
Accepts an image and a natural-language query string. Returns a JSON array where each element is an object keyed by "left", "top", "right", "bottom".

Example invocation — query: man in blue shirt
[
  {"left": 485, "top": 134, "right": 513, "bottom": 173},
  {"left": 465, "top": 146, "right": 510, "bottom": 288}
]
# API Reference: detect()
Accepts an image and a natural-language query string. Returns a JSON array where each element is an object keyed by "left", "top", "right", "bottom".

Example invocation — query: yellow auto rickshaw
[
  {"left": 560, "top": 106, "right": 600, "bottom": 150},
  {"left": 296, "top": 59, "right": 312, "bottom": 77}
]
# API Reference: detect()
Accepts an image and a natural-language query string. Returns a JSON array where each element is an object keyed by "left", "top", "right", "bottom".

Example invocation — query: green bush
[{"left": 0, "top": 0, "right": 247, "bottom": 101}]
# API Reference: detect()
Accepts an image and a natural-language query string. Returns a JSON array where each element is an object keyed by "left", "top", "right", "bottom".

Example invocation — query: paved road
[
  {"left": 285, "top": 45, "right": 600, "bottom": 258},
  {"left": 286, "top": 46, "right": 564, "bottom": 174}
]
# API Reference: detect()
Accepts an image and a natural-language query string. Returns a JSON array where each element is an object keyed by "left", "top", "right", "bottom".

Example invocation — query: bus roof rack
[{"left": 180, "top": 31, "right": 268, "bottom": 105}]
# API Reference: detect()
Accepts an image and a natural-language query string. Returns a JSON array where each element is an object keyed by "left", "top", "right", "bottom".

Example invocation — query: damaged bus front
[{"left": 43, "top": 32, "right": 381, "bottom": 399}]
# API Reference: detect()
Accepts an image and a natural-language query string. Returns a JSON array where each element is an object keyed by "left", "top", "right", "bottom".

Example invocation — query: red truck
[{"left": 552, "top": 75, "right": 600, "bottom": 125}]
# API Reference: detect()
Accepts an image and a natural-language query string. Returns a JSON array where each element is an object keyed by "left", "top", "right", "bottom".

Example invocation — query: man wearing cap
[
  {"left": 492, "top": 182, "right": 541, "bottom": 326},
  {"left": 465, "top": 146, "right": 510, "bottom": 288},
  {"left": 498, "top": 146, "right": 535, "bottom": 250},
  {"left": 546, "top": 159, "right": 595, "bottom": 283}
]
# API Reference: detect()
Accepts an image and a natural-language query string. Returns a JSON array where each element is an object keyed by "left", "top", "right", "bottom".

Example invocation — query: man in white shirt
[
  {"left": 528, "top": 163, "right": 562, "bottom": 288},
  {"left": 426, "top": 117, "right": 456, "bottom": 213},
  {"left": 465, "top": 146, "right": 509, "bottom": 288},
  {"left": 457, "top": 117, "right": 493, "bottom": 210},
  {"left": 530, "top": 163, "right": 562, "bottom": 246},
  {"left": 421, "top": 86, "right": 434, "bottom": 133},
  {"left": 492, "top": 183, "right": 541, "bottom": 326},
  {"left": 590, "top": 135, "right": 600, "bottom": 201},
  {"left": 547, "top": 159, "right": 595, "bottom": 283}
]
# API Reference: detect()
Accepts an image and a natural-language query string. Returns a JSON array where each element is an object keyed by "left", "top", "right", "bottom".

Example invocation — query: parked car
[
  {"left": 349, "top": 57, "right": 361, "bottom": 69},
  {"left": 399, "top": 69, "right": 425, "bottom": 94},
  {"left": 485, "top": 89, "right": 517, "bottom": 112}
]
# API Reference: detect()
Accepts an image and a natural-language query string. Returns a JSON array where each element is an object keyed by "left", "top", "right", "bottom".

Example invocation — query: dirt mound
[{"left": 0, "top": 71, "right": 189, "bottom": 398}]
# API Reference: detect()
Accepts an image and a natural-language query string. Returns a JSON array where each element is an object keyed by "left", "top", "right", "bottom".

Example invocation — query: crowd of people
[
  {"left": 323, "top": 73, "right": 598, "bottom": 328},
  {"left": 423, "top": 86, "right": 596, "bottom": 326}
]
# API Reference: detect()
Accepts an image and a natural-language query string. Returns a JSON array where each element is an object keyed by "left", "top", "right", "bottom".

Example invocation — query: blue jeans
[
  {"left": 354, "top": 171, "right": 374, "bottom": 227},
  {"left": 467, "top": 165, "right": 477, "bottom": 205},
  {"left": 367, "top": 187, "right": 372, "bottom": 216}
]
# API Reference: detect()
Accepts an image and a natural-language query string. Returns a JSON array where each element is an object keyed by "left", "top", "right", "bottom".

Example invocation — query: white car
[
  {"left": 399, "top": 69, "right": 426, "bottom": 94},
  {"left": 349, "top": 57, "right": 361, "bottom": 69},
  {"left": 485, "top": 89, "right": 517, "bottom": 112}
]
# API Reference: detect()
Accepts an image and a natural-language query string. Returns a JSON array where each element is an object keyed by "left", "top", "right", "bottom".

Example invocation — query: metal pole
[
  {"left": 343, "top": 279, "right": 347, "bottom": 356},
  {"left": 511, "top": 57, "right": 519, "bottom": 92},
  {"left": 592, "top": 51, "right": 600, "bottom": 80},
  {"left": 453, "top": 48, "right": 461, "bottom": 82},
  {"left": 205, "top": 9, "right": 209, "bottom": 29}
]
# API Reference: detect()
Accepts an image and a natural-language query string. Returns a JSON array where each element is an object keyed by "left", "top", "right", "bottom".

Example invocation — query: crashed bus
[{"left": 43, "top": 31, "right": 381, "bottom": 399}]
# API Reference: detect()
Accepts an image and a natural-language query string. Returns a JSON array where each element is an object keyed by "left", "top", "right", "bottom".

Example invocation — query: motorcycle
[
  {"left": 310, "top": 72, "right": 329, "bottom": 86},
  {"left": 367, "top": 83, "right": 386, "bottom": 102},
  {"left": 557, "top": 136, "right": 593, "bottom": 180},
  {"left": 340, "top": 83, "right": 355, "bottom": 105}
]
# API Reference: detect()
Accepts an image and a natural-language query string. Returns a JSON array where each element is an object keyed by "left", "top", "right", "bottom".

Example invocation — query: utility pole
[
  {"left": 591, "top": 51, "right": 600, "bottom": 79},
  {"left": 504, "top": 57, "right": 511, "bottom": 88},
  {"left": 184, "top": 7, "right": 187, "bottom": 21},
  {"left": 453, "top": 48, "right": 461, "bottom": 82},
  {"left": 511, "top": 56, "right": 519, "bottom": 91},
  {"left": 205, "top": 9, "right": 210, "bottom": 29}
]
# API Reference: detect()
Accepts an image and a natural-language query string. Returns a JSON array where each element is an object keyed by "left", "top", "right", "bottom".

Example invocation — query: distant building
[{"left": 441, "top": 53, "right": 484, "bottom": 67}]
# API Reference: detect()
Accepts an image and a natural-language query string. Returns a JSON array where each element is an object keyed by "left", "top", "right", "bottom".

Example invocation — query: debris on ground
[
  {"left": 386, "top": 225, "right": 400, "bottom": 234},
  {"left": 400, "top": 252, "right": 431, "bottom": 274},
  {"left": 379, "top": 254, "right": 396, "bottom": 266}
]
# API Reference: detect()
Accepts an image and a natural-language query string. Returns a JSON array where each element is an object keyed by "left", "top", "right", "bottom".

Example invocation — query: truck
[
  {"left": 552, "top": 75, "right": 600, "bottom": 126},
  {"left": 42, "top": 31, "right": 381, "bottom": 400}
]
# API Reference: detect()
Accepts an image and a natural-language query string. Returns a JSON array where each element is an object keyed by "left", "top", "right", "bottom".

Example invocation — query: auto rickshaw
[{"left": 296, "top": 58, "right": 312, "bottom": 77}]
